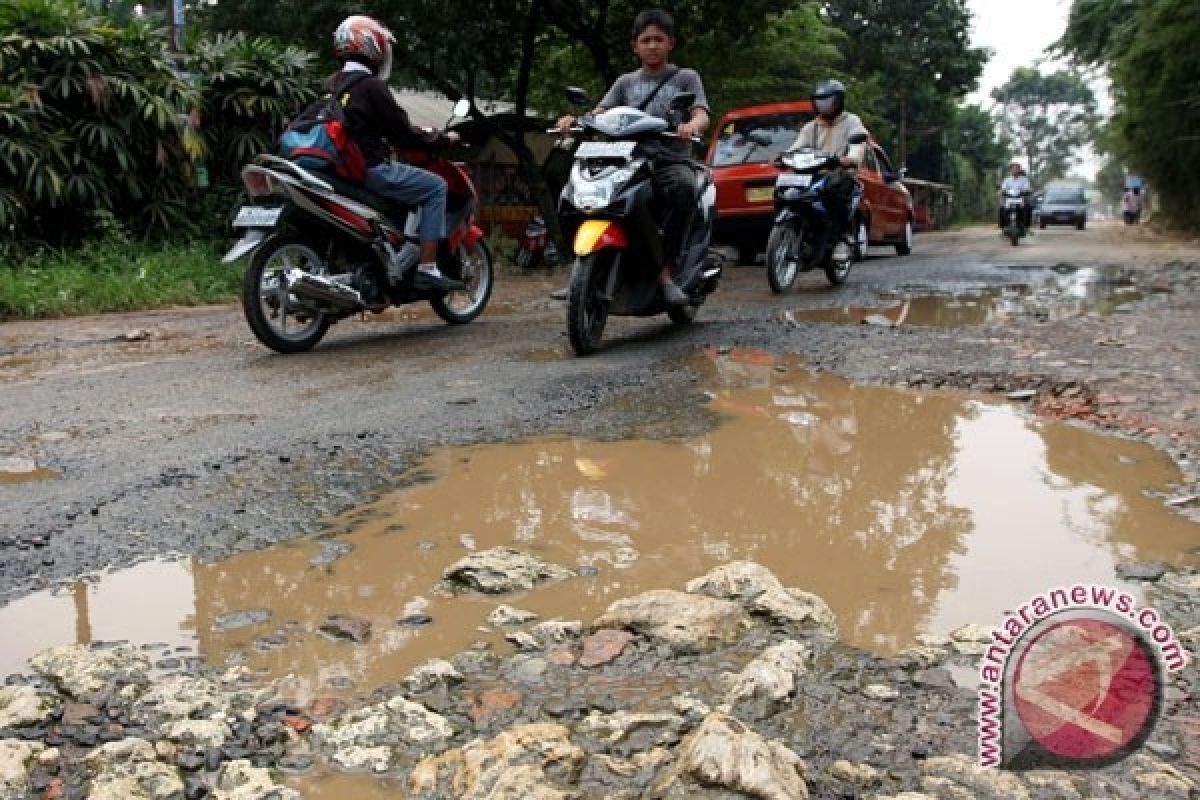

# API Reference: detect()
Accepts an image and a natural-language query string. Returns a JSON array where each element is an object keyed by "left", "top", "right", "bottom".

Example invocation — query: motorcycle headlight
[{"left": 567, "top": 161, "right": 640, "bottom": 212}]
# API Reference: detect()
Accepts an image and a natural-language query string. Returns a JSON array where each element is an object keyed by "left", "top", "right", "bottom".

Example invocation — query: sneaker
[
  {"left": 550, "top": 287, "right": 569, "bottom": 301},
  {"left": 414, "top": 271, "right": 464, "bottom": 292},
  {"left": 832, "top": 239, "right": 852, "bottom": 264},
  {"left": 661, "top": 281, "right": 689, "bottom": 307}
]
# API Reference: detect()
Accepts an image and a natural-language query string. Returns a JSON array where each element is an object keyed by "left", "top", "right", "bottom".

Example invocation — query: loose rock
[
  {"left": 593, "top": 590, "right": 751, "bottom": 654},
  {"left": 443, "top": 547, "right": 574, "bottom": 594}
]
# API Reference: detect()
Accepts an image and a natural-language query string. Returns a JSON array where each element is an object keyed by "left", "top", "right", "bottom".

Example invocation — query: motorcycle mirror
[
  {"left": 670, "top": 91, "right": 695, "bottom": 111},
  {"left": 847, "top": 132, "right": 869, "bottom": 145},
  {"left": 566, "top": 87, "right": 590, "bottom": 107},
  {"left": 451, "top": 98, "right": 470, "bottom": 119}
]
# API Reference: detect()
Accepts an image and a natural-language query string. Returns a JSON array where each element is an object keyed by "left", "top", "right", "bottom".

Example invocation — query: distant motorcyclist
[
  {"left": 787, "top": 79, "right": 868, "bottom": 262},
  {"left": 556, "top": 9, "right": 710, "bottom": 306},
  {"left": 999, "top": 162, "right": 1033, "bottom": 229}
]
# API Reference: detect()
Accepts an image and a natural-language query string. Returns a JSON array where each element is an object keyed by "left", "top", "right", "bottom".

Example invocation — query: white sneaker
[{"left": 832, "top": 240, "right": 852, "bottom": 263}]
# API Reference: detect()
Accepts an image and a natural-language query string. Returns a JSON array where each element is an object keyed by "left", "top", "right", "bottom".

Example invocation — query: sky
[{"left": 966, "top": 0, "right": 1106, "bottom": 179}]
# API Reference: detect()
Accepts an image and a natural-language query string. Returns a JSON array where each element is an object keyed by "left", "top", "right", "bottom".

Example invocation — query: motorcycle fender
[
  {"left": 464, "top": 223, "right": 485, "bottom": 249},
  {"left": 222, "top": 230, "right": 269, "bottom": 264},
  {"left": 573, "top": 220, "right": 629, "bottom": 256}
]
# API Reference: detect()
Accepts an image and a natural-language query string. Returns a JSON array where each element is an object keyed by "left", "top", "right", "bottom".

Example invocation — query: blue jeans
[{"left": 364, "top": 161, "right": 447, "bottom": 242}]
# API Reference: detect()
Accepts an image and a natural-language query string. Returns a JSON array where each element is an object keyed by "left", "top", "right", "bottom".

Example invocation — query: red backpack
[{"left": 280, "top": 72, "right": 370, "bottom": 183}]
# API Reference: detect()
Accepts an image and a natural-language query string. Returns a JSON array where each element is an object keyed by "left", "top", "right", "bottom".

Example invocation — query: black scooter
[{"left": 554, "top": 88, "right": 723, "bottom": 355}]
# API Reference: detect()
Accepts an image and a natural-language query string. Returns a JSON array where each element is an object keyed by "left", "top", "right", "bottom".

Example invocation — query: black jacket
[{"left": 328, "top": 69, "right": 450, "bottom": 167}]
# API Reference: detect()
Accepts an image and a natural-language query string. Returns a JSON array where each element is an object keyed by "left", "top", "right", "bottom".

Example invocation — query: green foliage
[
  {"left": 1060, "top": 0, "right": 1200, "bottom": 228},
  {"left": 190, "top": 33, "right": 319, "bottom": 185},
  {"left": 991, "top": 66, "right": 1097, "bottom": 187},
  {"left": 0, "top": 237, "right": 238, "bottom": 320},
  {"left": 822, "top": 0, "right": 990, "bottom": 175},
  {"left": 944, "top": 104, "right": 1010, "bottom": 221},
  {"left": 0, "top": 0, "right": 198, "bottom": 244}
]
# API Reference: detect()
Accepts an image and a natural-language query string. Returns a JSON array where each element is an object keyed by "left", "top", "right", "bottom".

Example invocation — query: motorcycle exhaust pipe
[{"left": 285, "top": 269, "right": 363, "bottom": 311}]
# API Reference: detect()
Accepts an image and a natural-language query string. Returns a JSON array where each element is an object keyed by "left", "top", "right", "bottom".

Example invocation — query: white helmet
[{"left": 333, "top": 15, "right": 395, "bottom": 81}]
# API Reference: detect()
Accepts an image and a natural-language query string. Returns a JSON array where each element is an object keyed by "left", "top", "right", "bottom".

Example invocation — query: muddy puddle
[
  {"left": 789, "top": 266, "right": 1160, "bottom": 327},
  {"left": 3, "top": 349, "right": 1196, "bottom": 698},
  {"left": 0, "top": 456, "right": 61, "bottom": 484}
]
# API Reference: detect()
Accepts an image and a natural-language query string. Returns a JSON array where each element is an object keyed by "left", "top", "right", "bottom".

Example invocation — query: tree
[
  {"left": 1059, "top": 0, "right": 1200, "bottom": 228},
  {"left": 822, "top": 0, "right": 989, "bottom": 173},
  {"left": 991, "top": 66, "right": 1097, "bottom": 187},
  {"left": 944, "top": 103, "right": 1009, "bottom": 221}
]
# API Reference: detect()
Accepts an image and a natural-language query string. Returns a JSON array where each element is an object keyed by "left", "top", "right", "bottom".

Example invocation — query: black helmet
[{"left": 813, "top": 79, "right": 846, "bottom": 118}]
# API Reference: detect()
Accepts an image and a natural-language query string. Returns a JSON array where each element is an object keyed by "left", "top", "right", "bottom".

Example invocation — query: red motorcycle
[
  {"left": 223, "top": 100, "right": 494, "bottom": 353},
  {"left": 515, "top": 215, "right": 559, "bottom": 270}
]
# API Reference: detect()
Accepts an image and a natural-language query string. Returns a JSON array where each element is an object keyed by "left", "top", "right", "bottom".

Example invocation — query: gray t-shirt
[{"left": 600, "top": 66, "right": 709, "bottom": 122}]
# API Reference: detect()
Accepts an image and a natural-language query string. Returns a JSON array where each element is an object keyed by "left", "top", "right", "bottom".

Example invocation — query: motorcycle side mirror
[
  {"left": 847, "top": 132, "right": 869, "bottom": 145},
  {"left": 670, "top": 91, "right": 696, "bottom": 110},
  {"left": 451, "top": 98, "right": 470, "bottom": 120},
  {"left": 566, "top": 87, "right": 590, "bottom": 107}
]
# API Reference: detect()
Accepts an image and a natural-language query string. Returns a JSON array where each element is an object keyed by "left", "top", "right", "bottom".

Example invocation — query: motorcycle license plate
[
  {"left": 745, "top": 187, "right": 774, "bottom": 204},
  {"left": 233, "top": 206, "right": 283, "bottom": 228},
  {"left": 575, "top": 141, "right": 637, "bottom": 159},
  {"left": 776, "top": 174, "right": 812, "bottom": 189}
]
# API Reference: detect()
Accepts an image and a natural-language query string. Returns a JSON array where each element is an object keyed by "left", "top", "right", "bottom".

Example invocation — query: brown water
[
  {"left": 0, "top": 456, "right": 61, "bottom": 484},
  {"left": 2, "top": 352, "right": 1195, "bottom": 701},
  {"left": 788, "top": 273, "right": 1154, "bottom": 328}
]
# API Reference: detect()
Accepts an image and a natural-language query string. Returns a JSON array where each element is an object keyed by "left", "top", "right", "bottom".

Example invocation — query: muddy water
[
  {"left": 2, "top": 351, "right": 1196, "bottom": 701},
  {"left": 0, "top": 456, "right": 61, "bottom": 484},
  {"left": 789, "top": 269, "right": 1155, "bottom": 327}
]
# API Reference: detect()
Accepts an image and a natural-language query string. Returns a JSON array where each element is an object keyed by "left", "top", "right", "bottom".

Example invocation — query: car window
[
  {"left": 873, "top": 146, "right": 895, "bottom": 176},
  {"left": 711, "top": 111, "right": 814, "bottom": 167},
  {"left": 861, "top": 147, "right": 879, "bottom": 174},
  {"left": 1045, "top": 189, "right": 1085, "bottom": 205}
]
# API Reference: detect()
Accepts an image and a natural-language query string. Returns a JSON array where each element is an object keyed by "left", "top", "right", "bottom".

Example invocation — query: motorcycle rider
[
  {"left": 998, "top": 162, "right": 1033, "bottom": 229},
  {"left": 556, "top": 9, "right": 711, "bottom": 307},
  {"left": 786, "top": 79, "right": 869, "bottom": 262},
  {"left": 330, "top": 15, "right": 462, "bottom": 292}
]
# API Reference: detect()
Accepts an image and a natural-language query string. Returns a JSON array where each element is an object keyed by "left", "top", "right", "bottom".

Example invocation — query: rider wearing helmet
[
  {"left": 999, "top": 162, "right": 1033, "bottom": 229},
  {"left": 788, "top": 80, "right": 869, "bottom": 262},
  {"left": 331, "top": 15, "right": 461, "bottom": 292}
]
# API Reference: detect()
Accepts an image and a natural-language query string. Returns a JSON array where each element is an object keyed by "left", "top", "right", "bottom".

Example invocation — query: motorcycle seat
[{"left": 317, "top": 171, "right": 415, "bottom": 220}]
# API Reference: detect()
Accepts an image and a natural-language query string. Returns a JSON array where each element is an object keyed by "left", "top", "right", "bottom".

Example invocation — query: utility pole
[{"left": 167, "top": 0, "right": 184, "bottom": 51}]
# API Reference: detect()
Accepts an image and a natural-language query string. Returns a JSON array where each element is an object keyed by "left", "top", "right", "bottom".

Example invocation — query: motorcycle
[
  {"left": 554, "top": 88, "right": 723, "bottom": 356},
  {"left": 764, "top": 133, "right": 868, "bottom": 293},
  {"left": 515, "top": 215, "right": 559, "bottom": 269},
  {"left": 222, "top": 99, "right": 493, "bottom": 354},
  {"left": 1002, "top": 188, "right": 1029, "bottom": 246}
]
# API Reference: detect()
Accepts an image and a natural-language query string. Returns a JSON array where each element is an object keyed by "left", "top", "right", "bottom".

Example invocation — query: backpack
[{"left": 279, "top": 72, "right": 370, "bottom": 183}]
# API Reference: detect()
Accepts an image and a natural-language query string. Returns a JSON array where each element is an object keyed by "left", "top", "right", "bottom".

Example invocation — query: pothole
[{"left": 3, "top": 349, "right": 1195, "bottom": 694}]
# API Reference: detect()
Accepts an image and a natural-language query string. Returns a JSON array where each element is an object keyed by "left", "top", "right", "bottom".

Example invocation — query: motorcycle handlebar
[{"left": 546, "top": 127, "right": 701, "bottom": 144}]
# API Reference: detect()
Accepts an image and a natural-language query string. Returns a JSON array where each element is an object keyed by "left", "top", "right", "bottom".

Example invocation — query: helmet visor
[{"left": 815, "top": 96, "right": 838, "bottom": 115}]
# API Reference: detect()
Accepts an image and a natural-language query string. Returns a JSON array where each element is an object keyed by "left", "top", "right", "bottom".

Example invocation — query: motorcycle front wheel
[
  {"left": 431, "top": 239, "right": 494, "bottom": 324},
  {"left": 242, "top": 234, "right": 332, "bottom": 354},
  {"left": 766, "top": 224, "right": 800, "bottom": 294},
  {"left": 567, "top": 252, "right": 616, "bottom": 356}
]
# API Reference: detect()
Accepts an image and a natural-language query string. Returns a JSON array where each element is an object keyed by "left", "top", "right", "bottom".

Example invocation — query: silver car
[{"left": 1037, "top": 186, "right": 1089, "bottom": 230}]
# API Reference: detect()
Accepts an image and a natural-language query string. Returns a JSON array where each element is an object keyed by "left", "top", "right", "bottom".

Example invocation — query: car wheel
[{"left": 895, "top": 220, "right": 913, "bottom": 256}]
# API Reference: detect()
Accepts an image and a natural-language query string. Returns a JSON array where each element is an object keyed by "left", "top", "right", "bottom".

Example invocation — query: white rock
[
  {"left": 409, "top": 723, "right": 585, "bottom": 799},
  {"left": 0, "top": 686, "right": 57, "bottom": 729},
  {"left": 948, "top": 623, "right": 992, "bottom": 643},
  {"left": 84, "top": 738, "right": 183, "bottom": 800},
  {"left": 577, "top": 710, "right": 685, "bottom": 746},
  {"left": 593, "top": 589, "right": 751, "bottom": 654},
  {"left": 685, "top": 562, "right": 838, "bottom": 636},
  {"left": 487, "top": 604, "right": 539, "bottom": 627},
  {"left": 921, "top": 754, "right": 1030, "bottom": 800},
  {"left": 505, "top": 631, "right": 542, "bottom": 652},
  {"left": 404, "top": 659, "right": 464, "bottom": 693},
  {"left": 863, "top": 684, "right": 900, "bottom": 701},
  {"left": 132, "top": 675, "right": 228, "bottom": 723},
  {"left": 160, "top": 718, "right": 232, "bottom": 748},
  {"left": 29, "top": 644, "right": 150, "bottom": 699},
  {"left": 331, "top": 745, "right": 392, "bottom": 772},
  {"left": 725, "top": 640, "right": 812, "bottom": 705},
  {"left": 1132, "top": 754, "right": 1196, "bottom": 796},
  {"left": 0, "top": 740, "right": 45, "bottom": 798},
  {"left": 214, "top": 759, "right": 302, "bottom": 799},
  {"left": 828, "top": 759, "right": 881, "bottom": 788},
  {"left": 531, "top": 619, "right": 583, "bottom": 643},
  {"left": 312, "top": 694, "right": 454, "bottom": 770},
  {"left": 443, "top": 547, "right": 574, "bottom": 594},
  {"left": 648, "top": 712, "right": 808, "bottom": 800},
  {"left": 83, "top": 737, "right": 158, "bottom": 770}
]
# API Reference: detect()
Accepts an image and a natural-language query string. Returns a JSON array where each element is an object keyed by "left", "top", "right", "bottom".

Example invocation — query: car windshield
[
  {"left": 711, "top": 112, "right": 813, "bottom": 167},
  {"left": 1045, "top": 189, "right": 1085, "bottom": 204}
]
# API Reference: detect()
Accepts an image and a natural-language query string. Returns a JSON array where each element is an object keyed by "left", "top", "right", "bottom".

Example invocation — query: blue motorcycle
[{"left": 765, "top": 134, "right": 867, "bottom": 291}]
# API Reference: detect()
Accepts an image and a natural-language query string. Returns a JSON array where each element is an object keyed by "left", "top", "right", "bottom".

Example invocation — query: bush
[{"left": 0, "top": 0, "right": 198, "bottom": 244}]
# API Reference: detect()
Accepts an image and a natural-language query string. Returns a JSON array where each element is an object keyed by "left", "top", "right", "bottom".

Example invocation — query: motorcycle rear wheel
[
  {"left": 567, "top": 252, "right": 615, "bottom": 356},
  {"left": 431, "top": 239, "right": 494, "bottom": 324},
  {"left": 766, "top": 225, "right": 799, "bottom": 294},
  {"left": 242, "top": 235, "right": 332, "bottom": 354}
]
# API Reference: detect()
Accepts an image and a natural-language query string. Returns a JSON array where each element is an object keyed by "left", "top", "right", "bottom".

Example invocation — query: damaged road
[{"left": 1, "top": 223, "right": 1198, "bottom": 593}]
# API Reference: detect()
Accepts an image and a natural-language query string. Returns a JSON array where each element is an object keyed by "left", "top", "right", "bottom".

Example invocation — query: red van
[{"left": 706, "top": 101, "right": 915, "bottom": 263}]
